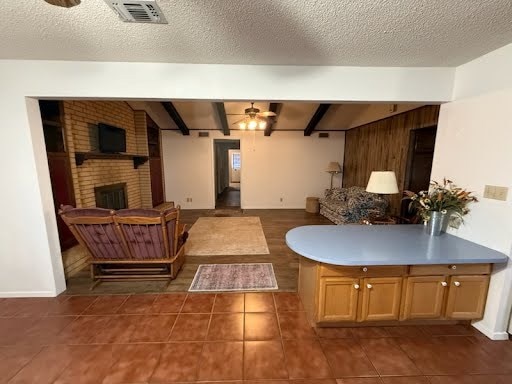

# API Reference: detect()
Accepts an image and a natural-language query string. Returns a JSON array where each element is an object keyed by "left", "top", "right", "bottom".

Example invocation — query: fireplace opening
[{"left": 94, "top": 183, "right": 127, "bottom": 210}]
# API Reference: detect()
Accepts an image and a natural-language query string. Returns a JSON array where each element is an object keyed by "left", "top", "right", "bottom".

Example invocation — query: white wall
[
  {"left": 0, "top": 59, "right": 455, "bottom": 297},
  {"left": 162, "top": 130, "right": 344, "bottom": 209},
  {"left": 431, "top": 44, "right": 512, "bottom": 340}
]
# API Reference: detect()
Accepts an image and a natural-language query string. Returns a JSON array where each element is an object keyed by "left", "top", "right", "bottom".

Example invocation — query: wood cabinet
[
  {"left": 445, "top": 275, "right": 490, "bottom": 320},
  {"left": 401, "top": 276, "right": 447, "bottom": 320},
  {"left": 360, "top": 277, "right": 402, "bottom": 321},
  {"left": 318, "top": 277, "right": 359, "bottom": 322},
  {"left": 40, "top": 100, "right": 77, "bottom": 251},
  {"left": 300, "top": 260, "right": 492, "bottom": 326},
  {"left": 317, "top": 276, "right": 402, "bottom": 322}
]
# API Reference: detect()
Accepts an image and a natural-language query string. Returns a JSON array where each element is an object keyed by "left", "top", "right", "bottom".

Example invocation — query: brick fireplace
[{"left": 60, "top": 100, "right": 153, "bottom": 277}]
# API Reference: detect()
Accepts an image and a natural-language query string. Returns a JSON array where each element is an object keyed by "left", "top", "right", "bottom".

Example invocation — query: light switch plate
[
  {"left": 494, "top": 186, "right": 509, "bottom": 201},
  {"left": 484, "top": 185, "right": 509, "bottom": 201}
]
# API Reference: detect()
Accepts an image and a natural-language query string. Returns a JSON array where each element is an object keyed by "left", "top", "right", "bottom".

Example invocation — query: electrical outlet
[
  {"left": 280, "top": 197, "right": 283, "bottom": 202},
  {"left": 185, "top": 197, "right": 193, "bottom": 203},
  {"left": 484, "top": 185, "right": 508, "bottom": 201}
]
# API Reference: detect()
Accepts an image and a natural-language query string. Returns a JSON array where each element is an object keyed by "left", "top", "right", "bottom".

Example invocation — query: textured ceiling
[{"left": 1, "top": 0, "right": 512, "bottom": 66}]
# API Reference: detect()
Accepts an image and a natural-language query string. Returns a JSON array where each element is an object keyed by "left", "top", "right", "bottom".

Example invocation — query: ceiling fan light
[
  {"left": 239, "top": 122, "right": 247, "bottom": 130},
  {"left": 248, "top": 120, "right": 257, "bottom": 130},
  {"left": 258, "top": 121, "right": 267, "bottom": 129}
]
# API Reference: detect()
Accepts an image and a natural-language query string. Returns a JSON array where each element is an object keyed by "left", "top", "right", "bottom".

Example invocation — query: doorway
[
  {"left": 214, "top": 139, "right": 241, "bottom": 209},
  {"left": 401, "top": 125, "right": 438, "bottom": 218}
]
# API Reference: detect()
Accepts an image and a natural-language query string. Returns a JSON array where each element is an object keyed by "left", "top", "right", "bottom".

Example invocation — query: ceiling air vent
[
  {"left": 198, "top": 132, "right": 209, "bottom": 138},
  {"left": 319, "top": 132, "right": 330, "bottom": 138},
  {"left": 104, "top": 1, "right": 168, "bottom": 24}
]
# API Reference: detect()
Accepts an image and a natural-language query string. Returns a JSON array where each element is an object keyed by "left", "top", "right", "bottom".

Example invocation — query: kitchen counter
[{"left": 286, "top": 225, "right": 508, "bottom": 266}]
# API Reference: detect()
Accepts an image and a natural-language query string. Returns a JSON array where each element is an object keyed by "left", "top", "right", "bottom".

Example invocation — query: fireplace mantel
[{"left": 75, "top": 152, "right": 149, "bottom": 169}]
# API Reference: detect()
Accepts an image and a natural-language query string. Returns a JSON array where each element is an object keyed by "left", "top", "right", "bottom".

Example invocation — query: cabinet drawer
[
  {"left": 409, "top": 264, "right": 491, "bottom": 276},
  {"left": 320, "top": 265, "right": 407, "bottom": 277}
]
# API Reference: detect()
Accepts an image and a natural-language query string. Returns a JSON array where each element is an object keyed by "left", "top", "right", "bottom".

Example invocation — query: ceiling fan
[
  {"left": 43, "top": 0, "right": 81, "bottom": 7},
  {"left": 228, "top": 103, "right": 277, "bottom": 130}
]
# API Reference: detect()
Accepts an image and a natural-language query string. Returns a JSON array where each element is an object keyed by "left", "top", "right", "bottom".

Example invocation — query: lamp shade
[
  {"left": 325, "top": 162, "right": 341, "bottom": 173},
  {"left": 366, "top": 171, "right": 399, "bottom": 194}
]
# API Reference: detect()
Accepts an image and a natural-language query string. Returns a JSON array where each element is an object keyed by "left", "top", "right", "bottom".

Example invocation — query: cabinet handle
[
  {"left": 441, "top": 281, "right": 448, "bottom": 287},
  {"left": 362, "top": 267, "right": 368, "bottom": 272},
  {"left": 366, "top": 284, "right": 373, "bottom": 289},
  {"left": 354, "top": 284, "right": 360, "bottom": 290},
  {"left": 454, "top": 281, "right": 461, "bottom": 287},
  {"left": 449, "top": 265, "right": 457, "bottom": 270}
]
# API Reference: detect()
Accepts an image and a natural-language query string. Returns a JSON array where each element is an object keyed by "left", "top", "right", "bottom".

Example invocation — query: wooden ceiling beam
[
  {"left": 161, "top": 102, "right": 190, "bottom": 136},
  {"left": 264, "top": 103, "right": 282, "bottom": 137},
  {"left": 213, "top": 102, "right": 230, "bottom": 136},
  {"left": 304, "top": 104, "right": 331, "bottom": 136}
]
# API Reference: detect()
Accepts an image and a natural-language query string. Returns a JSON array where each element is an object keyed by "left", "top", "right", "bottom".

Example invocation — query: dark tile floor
[{"left": 0, "top": 292, "right": 511, "bottom": 383}]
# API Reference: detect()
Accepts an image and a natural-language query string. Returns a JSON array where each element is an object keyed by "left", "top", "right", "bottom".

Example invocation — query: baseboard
[
  {"left": 0, "top": 290, "right": 57, "bottom": 298},
  {"left": 472, "top": 321, "right": 510, "bottom": 340}
]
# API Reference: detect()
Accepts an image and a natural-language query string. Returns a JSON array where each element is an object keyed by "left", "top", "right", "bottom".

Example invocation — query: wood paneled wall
[{"left": 343, "top": 105, "right": 440, "bottom": 215}]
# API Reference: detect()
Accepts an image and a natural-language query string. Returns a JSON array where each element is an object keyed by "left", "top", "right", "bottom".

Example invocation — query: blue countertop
[{"left": 285, "top": 225, "right": 509, "bottom": 266}]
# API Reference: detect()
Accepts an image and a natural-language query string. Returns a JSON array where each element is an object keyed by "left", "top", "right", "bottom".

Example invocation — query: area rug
[
  {"left": 185, "top": 216, "right": 270, "bottom": 256},
  {"left": 189, "top": 263, "right": 278, "bottom": 292}
]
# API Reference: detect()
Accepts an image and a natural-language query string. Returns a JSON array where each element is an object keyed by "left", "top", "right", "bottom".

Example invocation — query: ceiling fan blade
[
  {"left": 44, "top": 0, "right": 81, "bottom": 7},
  {"left": 258, "top": 111, "right": 277, "bottom": 117},
  {"left": 225, "top": 113, "right": 248, "bottom": 116},
  {"left": 232, "top": 118, "right": 246, "bottom": 125}
]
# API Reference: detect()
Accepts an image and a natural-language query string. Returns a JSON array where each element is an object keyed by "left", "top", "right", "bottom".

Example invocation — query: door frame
[{"left": 213, "top": 139, "right": 241, "bottom": 209}]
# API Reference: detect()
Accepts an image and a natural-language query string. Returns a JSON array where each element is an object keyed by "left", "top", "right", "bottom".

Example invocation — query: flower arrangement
[{"left": 404, "top": 179, "right": 478, "bottom": 222}]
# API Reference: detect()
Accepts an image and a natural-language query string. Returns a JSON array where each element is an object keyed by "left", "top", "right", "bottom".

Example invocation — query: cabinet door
[
  {"left": 402, "top": 276, "right": 447, "bottom": 320},
  {"left": 318, "top": 277, "right": 360, "bottom": 322},
  {"left": 360, "top": 277, "right": 403, "bottom": 321},
  {"left": 445, "top": 275, "right": 490, "bottom": 320}
]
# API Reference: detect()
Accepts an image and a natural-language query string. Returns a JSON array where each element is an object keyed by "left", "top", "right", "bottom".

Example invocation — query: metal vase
[{"left": 426, "top": 211, "right": 447, "bottom": 236}]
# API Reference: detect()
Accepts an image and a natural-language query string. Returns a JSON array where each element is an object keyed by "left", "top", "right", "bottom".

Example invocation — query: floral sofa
[{"left": 319, "top": 186, "right": 387, "bottom": 224}]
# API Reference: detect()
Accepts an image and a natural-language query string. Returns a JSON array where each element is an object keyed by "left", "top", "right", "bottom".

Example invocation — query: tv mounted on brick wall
[{"left": 98, "top": 123, "right": 126, "bottom": 153}]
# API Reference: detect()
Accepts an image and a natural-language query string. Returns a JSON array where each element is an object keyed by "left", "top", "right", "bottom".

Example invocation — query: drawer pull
[
  {"left": 454, "top": 281, "right": 461, "bottom": 287},
  {"left": 441, "top": 281, "right": 448, "bottom": 287},
  {"left": 366, "top": 284, "right": 373, "bottom": 289},
  {"left": 354, "top": 284, "right": 360, "bottom": 290},
  {"left": 362, "top": 267, "right": 368, "bottom": 272},
  {"left": 450, "top": 265, "right": 457, "bottom": 270}
]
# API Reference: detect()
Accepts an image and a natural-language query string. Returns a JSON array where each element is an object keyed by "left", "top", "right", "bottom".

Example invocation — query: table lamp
[
  {"left": 366, "top": 171, "right": 399, "bottom": 217},
  {"left": 326, "top": 162, "right": 341, "bottom": 189},
  {"left": 366, "top": 171, "right": 399, "bottom": 196}
]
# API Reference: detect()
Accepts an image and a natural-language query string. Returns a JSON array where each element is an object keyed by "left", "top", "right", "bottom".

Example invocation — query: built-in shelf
[{"left": 75, "top": 152, "right": 149, "bottom": 169}]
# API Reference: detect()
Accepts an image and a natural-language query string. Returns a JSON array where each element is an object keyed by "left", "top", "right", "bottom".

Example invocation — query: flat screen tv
[{"left": 98, "top": 123, "right": 126, "bottom": 153}]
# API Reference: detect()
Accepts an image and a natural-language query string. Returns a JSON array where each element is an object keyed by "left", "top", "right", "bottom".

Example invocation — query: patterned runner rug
[
  {"left": 189, "top": 263, "right": 278, "bottom": 292},
  {"left": 185, "top": 216, "right": 269, "bottom": 256}
]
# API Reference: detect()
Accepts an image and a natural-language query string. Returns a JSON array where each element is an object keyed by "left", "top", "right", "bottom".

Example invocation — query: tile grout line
[
  {"left": 393, "top": 334, "right": 426, "bottom": 377},
  {"left": 273, "top": 292, "right": 291, "bottom": 381},
  {"left": 194, "top": 293, "right": 216, "bottom": 381}
]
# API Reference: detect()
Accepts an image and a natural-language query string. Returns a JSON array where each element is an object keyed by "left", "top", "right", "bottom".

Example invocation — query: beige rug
[{"left": 185, "top": 217, "right": 270, "bottom": 256}]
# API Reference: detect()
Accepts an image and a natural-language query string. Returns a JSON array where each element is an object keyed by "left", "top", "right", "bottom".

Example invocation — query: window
[{"left": 232, "top": 152, "right": 241, "bottom": 170}]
